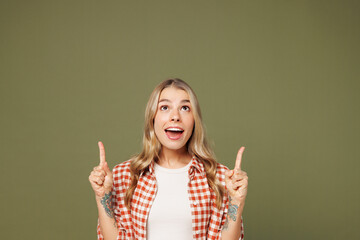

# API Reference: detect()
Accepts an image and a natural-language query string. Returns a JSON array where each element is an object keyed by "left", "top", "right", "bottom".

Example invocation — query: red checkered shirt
[{"left": 97, "top": 156, "right": 244, "bottom": 240}]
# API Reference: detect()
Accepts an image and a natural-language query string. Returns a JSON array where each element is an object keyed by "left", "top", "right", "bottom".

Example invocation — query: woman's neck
[{"left": 157, "top": 147, "right": 192, "bottom": 169}]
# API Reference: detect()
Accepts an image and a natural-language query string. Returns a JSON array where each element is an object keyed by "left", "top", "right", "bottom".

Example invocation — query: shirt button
[{"left": 193, "top": 201, "right": 198, "bottom": 206}]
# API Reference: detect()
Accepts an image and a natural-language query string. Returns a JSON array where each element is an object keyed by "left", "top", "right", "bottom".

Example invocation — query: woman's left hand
[{"left": 225, "top": 147, "right": 248, "bottom": 205}]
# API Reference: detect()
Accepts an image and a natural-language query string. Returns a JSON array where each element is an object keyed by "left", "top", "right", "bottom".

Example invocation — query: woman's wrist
[
  {"left": 229, "top": 196, "right": 245, "bottom": 209},
  {"left": 96, "top": 191, "right": 115, "bottom": 218}
]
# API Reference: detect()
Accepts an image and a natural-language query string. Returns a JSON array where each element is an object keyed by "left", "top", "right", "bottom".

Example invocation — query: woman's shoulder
[
  {"left": 215, "top": 162, "right": 230, "bottom": 183},
  {"left": 112, "top": 159, "right": 132, "bottom": 176},
  {"left": 111, "top": 159, "right": 134, "bottom": 188},
  {"left": 194, "top": 157, "right": 229, "bottom": 179},
  {"left": 216, "top": 162, "right": 230, "bottom": 173}
]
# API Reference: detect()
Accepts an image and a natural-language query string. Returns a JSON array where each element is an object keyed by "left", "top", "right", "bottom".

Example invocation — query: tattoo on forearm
[
  {"left": 101, "top": 192, "right": 115, "bottom": 218},
  {"left": 101, "top": 192, "right": 117, "bottom": 227},
  {"left": 223, "top": 196, "right": 239, "bottom": 230}
]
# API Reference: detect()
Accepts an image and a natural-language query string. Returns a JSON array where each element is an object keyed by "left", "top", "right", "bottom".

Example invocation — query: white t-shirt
[{"left": 146, "top": 161, "right": 193, "bottom": 240}]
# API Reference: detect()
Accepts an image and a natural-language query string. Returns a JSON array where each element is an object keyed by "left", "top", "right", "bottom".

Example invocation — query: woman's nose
[{"left": 170, "top": 110, "right": 180, "bottom": 122}]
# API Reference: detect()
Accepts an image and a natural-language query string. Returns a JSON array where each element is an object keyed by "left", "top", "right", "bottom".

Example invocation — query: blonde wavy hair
[{"left": 125, "top": 78, "right": 225, "bottom": 209}]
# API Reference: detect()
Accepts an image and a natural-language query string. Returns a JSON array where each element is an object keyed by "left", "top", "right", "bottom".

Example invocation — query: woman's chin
[{"left": 161, "top": 143, "right": 188, "bottom": 152}]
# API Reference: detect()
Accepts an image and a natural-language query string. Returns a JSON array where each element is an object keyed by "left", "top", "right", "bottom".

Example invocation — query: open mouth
[{"left": 165, "top": 127, "right": 184, "bottom": 140}]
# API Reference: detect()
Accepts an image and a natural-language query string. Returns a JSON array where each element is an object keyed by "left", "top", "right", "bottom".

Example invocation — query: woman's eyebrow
[{"left": 158, "top": 99, "right": 190, "bottom": 103}]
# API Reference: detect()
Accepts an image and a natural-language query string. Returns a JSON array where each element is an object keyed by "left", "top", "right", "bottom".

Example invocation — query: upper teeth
[{"left": 166, "top": 128, "right": 182, "bottom": 131}]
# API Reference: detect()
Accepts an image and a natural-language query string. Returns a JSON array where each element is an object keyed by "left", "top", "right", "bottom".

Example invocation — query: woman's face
[{"left": 154, "top": 87, "right": 195, "bottom": 152}]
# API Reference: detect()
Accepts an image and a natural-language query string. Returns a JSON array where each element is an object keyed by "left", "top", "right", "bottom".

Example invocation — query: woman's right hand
[{"left": 89, "top": 141, "right": 114, "bottom": 198}]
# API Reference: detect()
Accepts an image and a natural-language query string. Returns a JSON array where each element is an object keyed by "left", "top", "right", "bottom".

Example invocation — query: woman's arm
[
  {"left": 96, "top": 191, "right": 119, "bottom": 240},
  {"left": 222, "top": 147, "right": 248, "bottom": 240},
  {"left": 89, "top": 141, "right": 119, "bottom": 240},
  {"left": 220, "top": 197, "right": 245, "bottom": 240}
]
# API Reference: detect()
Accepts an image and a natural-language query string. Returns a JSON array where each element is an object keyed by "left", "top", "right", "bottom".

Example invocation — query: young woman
[{"left": 89, "top": 78, "right": 248, "bottom": 240}]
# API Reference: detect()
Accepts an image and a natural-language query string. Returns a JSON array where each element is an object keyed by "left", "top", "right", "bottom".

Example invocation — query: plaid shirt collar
[{"left": 141, "top": 155, "right": 205, "bottom": 179}]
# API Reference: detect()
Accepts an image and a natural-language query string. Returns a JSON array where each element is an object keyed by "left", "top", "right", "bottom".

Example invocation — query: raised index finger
[
  {"left": 234, "top": 146, "right": 245, "bottom": 170},
  {"left": 98, "top": 141, "right": 106, "bottom": 166}
]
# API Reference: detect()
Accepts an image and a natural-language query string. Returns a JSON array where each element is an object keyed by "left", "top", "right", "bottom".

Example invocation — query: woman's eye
[
  {"left": 160, "top": 106, "right": 168, "bottom": 111},
  {"left": 181, "top": 106, "right": 190, "bottom": 111}
]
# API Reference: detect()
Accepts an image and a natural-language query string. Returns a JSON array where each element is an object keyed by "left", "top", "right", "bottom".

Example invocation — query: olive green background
[{"left": 1, "top": 0, "right": 359, "bottom": 239}]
